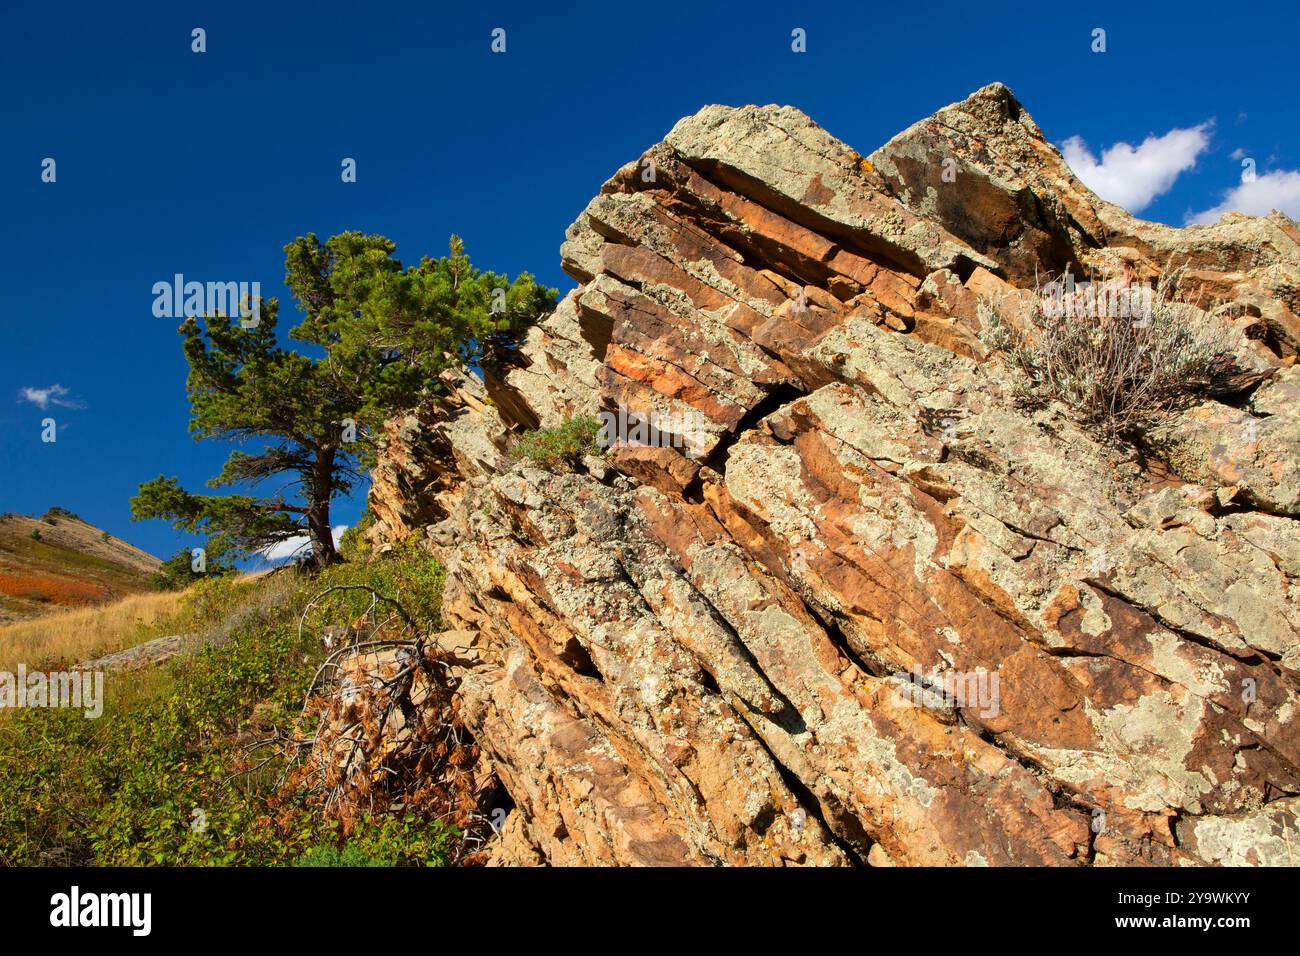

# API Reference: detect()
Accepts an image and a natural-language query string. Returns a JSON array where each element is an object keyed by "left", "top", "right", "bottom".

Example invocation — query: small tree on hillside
[
  {"left": 132, "top": 233, "right": 555, "bottom": 567},
  {"left": 150, "top": 546, "right": 238, "bottom": 591}
]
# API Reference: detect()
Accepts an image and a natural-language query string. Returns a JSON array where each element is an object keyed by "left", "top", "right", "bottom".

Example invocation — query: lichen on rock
[{"left": 367, "top": 84, "right": 1300, "bottom": 866}]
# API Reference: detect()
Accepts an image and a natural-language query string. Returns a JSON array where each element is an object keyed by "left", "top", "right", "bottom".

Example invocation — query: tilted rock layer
[{"left": 368, "top": 84, "right": 1300, "bottom": 866}]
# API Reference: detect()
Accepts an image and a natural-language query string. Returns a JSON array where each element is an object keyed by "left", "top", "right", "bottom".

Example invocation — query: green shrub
[
  {"left": 310, "top": 538, "right": 445, "bottom": 628},
  {"left": 295, "top": 815, "right": 454, "bottom": 867},
  {"left": 337, "top": 511, "right": 375, "bottom": 562},
  {"left": 295, "top": 844, "right": 391, "bottom": 867},
  {"left": 29, "top": 528, "right": 41, "bottom": 542},
  {"left": 514, "top": 415, "right": 603, "bottom": 469}
]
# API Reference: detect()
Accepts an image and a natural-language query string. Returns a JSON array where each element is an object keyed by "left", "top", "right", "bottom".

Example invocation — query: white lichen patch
[
  {"left": 642, "top": 281, "right": 699, "bottom": 318},
  {"left": 1088, "top": 691, "right": 1214, "bottom": 813},
  {"left": 686, "top": 257, "right": 775, "bottom": 318},
  {"left": 1184, "top": 804, "right": 1300, "bottom": 866},
  {"left": 1145, "top": 629, "right": 1229, "bottom": 698},
  {"left": 849, "top": 499, "right": 939, "bottom": 586},
  {"left": 1075, "top": 585, "right": 1112, "bottom": 637},
  {"left": 1277, "top": 700, "right": 1295, "bottom": 728},
  {"left": 724, "top": 444, "right": 821, "bottom": 544},
  {"left": 821, "top": 698, "right": 939, "bottom": 809}
]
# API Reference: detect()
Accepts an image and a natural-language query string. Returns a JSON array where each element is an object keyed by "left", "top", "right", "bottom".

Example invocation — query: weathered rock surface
[
  {"left": 80, "top": 633, "right": 199, "bottom": 672},
  {"left": 370, "top": 84, "right": 1300, "bottom": 865},
  {"left": 869, "top": 82, "right": 1300, "bottom": 357},
  {"left": 368, "top": 369, "right": 508, "bottom": 550}
]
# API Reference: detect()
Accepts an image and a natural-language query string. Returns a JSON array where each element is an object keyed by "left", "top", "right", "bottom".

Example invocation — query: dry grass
[{"left": 0, "top": 589, "right": 188, "bottom": 672}]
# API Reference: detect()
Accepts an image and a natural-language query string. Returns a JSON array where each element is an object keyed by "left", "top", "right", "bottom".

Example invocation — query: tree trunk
[{"left": 307, "top": 447, "right": 340, "bottom": 567}]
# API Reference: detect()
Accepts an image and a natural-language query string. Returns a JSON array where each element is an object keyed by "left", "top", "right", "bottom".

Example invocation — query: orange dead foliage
[{"left": 0, "top": 571, "right": 109, "bottom": 606}]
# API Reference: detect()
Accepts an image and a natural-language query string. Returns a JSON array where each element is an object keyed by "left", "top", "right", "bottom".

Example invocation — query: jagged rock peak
[{"left": 367, "top": 85, "right": 1300, "bottom": 867}]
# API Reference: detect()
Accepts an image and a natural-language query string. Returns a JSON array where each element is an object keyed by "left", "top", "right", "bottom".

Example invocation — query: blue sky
[{"left": 2, "top": 0, "right": 1297, "bottom": 561}]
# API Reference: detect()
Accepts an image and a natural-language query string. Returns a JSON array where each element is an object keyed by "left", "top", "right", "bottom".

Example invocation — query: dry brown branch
[{"left": 256, "top": 581, "right": 495, "bottom": 863}]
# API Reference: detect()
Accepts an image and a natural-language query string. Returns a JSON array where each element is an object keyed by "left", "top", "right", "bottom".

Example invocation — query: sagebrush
[{"left": 980, "top": 266, "right": 1245, "bottom": 438}]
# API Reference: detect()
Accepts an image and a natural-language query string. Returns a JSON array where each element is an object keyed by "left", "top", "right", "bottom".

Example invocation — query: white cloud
[
  {"left": 1186, "top": 169, "right": 1300, "bottom": 225},
  {"left": 18, "top": 384, "right": 85, "bottom": 410},
  {"left": 258, "top": 524, "right": 348, "bottom": 563},
  {"left": 1061, "top": 124, "right": 1212, "bottom": 212}
]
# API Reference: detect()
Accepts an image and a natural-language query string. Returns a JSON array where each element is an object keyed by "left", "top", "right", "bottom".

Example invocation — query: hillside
[{"left": 0, "top": 508, "right": 162, "bottom": 622}]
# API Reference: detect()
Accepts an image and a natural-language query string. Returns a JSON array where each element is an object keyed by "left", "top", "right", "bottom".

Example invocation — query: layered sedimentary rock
[
  {"left": 368, "top": 84, "right": 1300, "bottom": 866},
  {"left": 869, "top": 83, "right": 1300, "bottom": 356}
]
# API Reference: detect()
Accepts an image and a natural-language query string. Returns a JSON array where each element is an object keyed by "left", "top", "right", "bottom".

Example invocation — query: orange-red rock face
[{"left": 370, "top": 85, "right": 1300, "bottom": 866}]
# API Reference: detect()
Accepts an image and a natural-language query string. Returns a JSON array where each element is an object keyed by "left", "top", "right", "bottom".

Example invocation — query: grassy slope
[
  {"left": 0, "top": 548, "right": 457, "bottom": 867},
  {"left": 0, "top": 589, "right": 188, "bottom": 672},
  {"left": 0, "top": 510, "right": 161, "bottom": 623}
]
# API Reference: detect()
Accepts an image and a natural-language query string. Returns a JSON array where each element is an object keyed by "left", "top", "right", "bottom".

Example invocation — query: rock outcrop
[{"left": 368, "top": 84, "right": 1300, "bottom": 866}]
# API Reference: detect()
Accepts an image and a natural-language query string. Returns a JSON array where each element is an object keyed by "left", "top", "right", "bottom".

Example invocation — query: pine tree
[{"left": 132, "top": 233, "right": 554, "bottom": 567}]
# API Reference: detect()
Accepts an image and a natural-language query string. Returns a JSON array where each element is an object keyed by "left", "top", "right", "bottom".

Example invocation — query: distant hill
[{"left": 0, "top": 508, "right": 162, "bottom": 623}]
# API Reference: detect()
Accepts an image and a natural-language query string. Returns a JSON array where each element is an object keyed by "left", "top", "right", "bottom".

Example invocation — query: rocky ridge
[{"left": 368, "top": 83, "right": 1300, "bottom": 866}]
